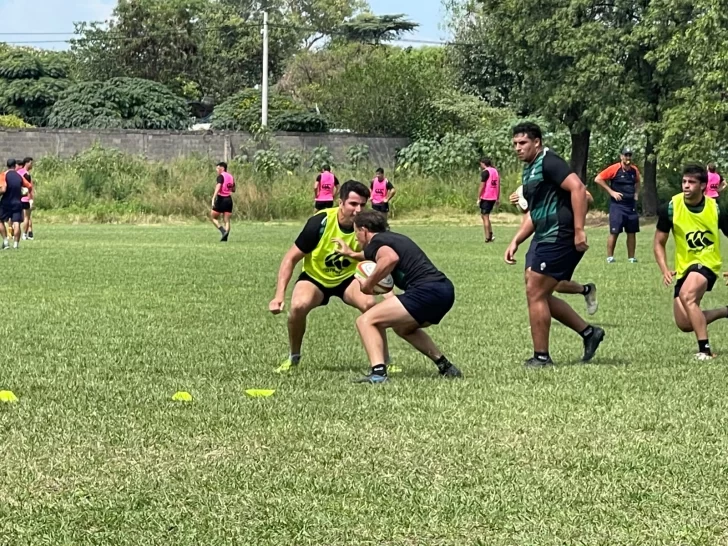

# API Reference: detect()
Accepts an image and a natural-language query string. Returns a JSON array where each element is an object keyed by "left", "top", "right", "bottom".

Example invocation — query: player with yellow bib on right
[
  {"left": 654, "top": 164, "right": 728, "bottom": 361},
  {"left": 269, "top": 180, "right": 386, "bottom": 373}
]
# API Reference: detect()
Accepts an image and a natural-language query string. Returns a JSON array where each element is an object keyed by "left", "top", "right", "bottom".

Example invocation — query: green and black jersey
[{"left": 521, "top": 149, "right": 576, "bottom": 244}]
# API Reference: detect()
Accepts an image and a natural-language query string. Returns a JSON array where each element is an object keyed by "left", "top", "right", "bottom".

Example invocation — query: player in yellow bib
[
  {"left": 654, "top": 164, "right": 728, "bottom": 361},
  {"left": 269, "top": 180, "right": 386, "bottom": 372}
]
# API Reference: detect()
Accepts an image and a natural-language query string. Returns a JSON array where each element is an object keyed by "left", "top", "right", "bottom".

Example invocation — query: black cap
[{"left": 621, "top": 147, "right": 634, "bottom": 156}]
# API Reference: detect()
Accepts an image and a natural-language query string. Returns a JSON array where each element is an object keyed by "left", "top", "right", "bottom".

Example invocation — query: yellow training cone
[
  {"left": 245, "top": 389, "right": 275, "bottom": 398},
  {"left": 172, "top": 391, "right": 193, "bottom": 402},
  {"left": 0, "top": 390, "right": 18, "bottom": 403}
]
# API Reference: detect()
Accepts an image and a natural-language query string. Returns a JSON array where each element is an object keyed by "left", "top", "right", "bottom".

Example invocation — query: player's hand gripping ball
[{"left": 355, "top": 261, "right": 394, "bottom": 295}]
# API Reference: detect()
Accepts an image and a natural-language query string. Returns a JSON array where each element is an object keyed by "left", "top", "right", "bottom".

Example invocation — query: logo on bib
[
  {"left": 324, "top": 252, "right": 351, "bottom": 271},
  {"left": 685, "top": 231, "right": 714, "bottom": 250}
]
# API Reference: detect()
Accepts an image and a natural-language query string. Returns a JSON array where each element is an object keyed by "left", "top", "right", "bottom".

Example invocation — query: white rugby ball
[
  {"left": 515, "top": 185, "right": 529, "bottom": 213},
  {"left": 354, "top": 261, "right": 394, "bottom": 295}
]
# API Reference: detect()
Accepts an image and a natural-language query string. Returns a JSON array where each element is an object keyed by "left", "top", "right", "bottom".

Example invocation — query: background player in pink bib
[
  {"left": 314, "top": 165, "right": 339, "bottom": 212},
  {"left": 211, "top": 161, "right": 235, "bottom": 242},
  {"left": 370, "top": 168, "right": 395, "bottom": 217},
  {"left": 477, "top": 157, "right": 500, "bottom": 243},
  {"left": 706, "top": 163, "right": 725, "bottom": 199}
]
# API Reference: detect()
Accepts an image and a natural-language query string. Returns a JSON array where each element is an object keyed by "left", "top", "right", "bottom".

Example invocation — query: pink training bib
[
  {"left": 316, "top": 171, "right": 335, "bottom": 201},
  {"left": 706, "top": 172, "right": 721, "bottom": 198},
  {"left": 218, "top": 172, "right": 235, "bottom": 197},
  {"left": 371, "top": 178, "right": 389, "bottom": 204},
  {"left": 480, "top": 167, "right": 500, "bottom": 201}
]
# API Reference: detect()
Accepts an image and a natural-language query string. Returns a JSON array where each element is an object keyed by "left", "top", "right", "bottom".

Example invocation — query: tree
[
  {"left": 336, "top": 13, "right": 418, "bottom": 44},
  {"left": 0, "top": 48, "right": 72, "bottom": 126},
  {"left": 448, "top": 0, "right": 631, "bottom": 184},
  {"left": 47, "top": 78, "right": 191, "bottom": 129}
]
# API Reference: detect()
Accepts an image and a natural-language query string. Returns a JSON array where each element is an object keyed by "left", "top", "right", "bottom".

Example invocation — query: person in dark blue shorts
[
  {"left": 505, "top": 122, "right": 605, "bottom": 367},
  {"left": 595, "top": 148, "right": 641, "bottom": 263},
  {"left": 333, "top": 209, "right": 462, "bottom": 384}
]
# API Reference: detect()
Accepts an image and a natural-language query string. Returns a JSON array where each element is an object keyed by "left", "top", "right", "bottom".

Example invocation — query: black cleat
[
  {"left": 221, "top": 231, "right": 229, "bottom": 242},
  {"left": 439, "top": 363, "right": 463, "bottom": 378},
  {"left": 524, "top": 356, "right": 554, "bottom": 368},
  {"left": 582, "top": 326, "right": 605, "bottom": 362}
]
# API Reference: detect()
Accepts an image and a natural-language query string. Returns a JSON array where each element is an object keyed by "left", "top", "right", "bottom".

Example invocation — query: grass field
[{"left": 3, "top": 223, "right": 728, "bottom": 545}]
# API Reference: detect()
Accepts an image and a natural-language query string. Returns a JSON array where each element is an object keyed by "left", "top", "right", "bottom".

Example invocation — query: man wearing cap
[{"left": 595, "top": 147, "right": 641, "bottom": 263}]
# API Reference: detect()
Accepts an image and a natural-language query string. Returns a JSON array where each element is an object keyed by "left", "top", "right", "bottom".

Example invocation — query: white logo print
[{"left": 540, "top": 262, "right": 546, "bottom": 271}]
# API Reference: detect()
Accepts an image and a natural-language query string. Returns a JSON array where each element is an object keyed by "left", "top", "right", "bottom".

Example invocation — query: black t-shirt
[
  {"left": 363, "top": 231, "right": 447, "bottom": 290},
  {"left": 216, "top": 174, "right": 224, "bottom": 186},
  {"left": 656, "top": 198, "right": 728, "bottom": 236},
  {"left": 1, "top": 170, "right": 23, "bottom": 206},
  {"left": 316, "top": 174, "right": 340, "bottom": 186},
  {"left": 480, "top": 170, "right": 490, "bottom": 183},
  {"left": 294, "top": 212, "right": 353, "bottom": 254}
]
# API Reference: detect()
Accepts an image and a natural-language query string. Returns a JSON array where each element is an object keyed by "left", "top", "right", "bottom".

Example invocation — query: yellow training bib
[
  {"left": 672, "top": 194, "right": 722, "bottom": 277},
  {"left": 302, "top": 207, "right": 360, "bottom": 288}
]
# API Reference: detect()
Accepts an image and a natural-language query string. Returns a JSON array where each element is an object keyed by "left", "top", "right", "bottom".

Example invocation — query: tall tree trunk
[
  {"left": 642, "top": 136, "right": 658, "bottom": 216},
  {"left": 569, "top": 128, "right": 591, "bottom": 183}
]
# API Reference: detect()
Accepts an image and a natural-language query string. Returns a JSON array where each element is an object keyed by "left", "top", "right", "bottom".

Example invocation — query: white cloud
[{"left": 0, "top": 0, "right": 115, "bottom": 50}]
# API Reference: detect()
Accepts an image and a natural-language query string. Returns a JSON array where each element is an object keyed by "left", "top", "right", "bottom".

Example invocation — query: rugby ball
[
  {"left": 21, "top": 187, "right": 29, "bottom": 196},
  {"left": 354, "top": 261, "right": 394, "bottom": 295},
  {"left": 515, "top": 185, "right": 529, "bottom": 213}
]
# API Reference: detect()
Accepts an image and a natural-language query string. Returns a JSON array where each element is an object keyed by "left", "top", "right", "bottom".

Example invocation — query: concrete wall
[{"left": 0, "top": 129, "right": 409, "bottom": 167}]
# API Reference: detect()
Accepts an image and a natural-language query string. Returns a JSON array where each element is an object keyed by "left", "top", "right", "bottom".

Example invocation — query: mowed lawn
[{"left": 3, "top": 222, "right": 728, "bottom": 545}]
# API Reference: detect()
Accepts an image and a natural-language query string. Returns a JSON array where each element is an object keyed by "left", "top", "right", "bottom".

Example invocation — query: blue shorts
[
  {"left": 526, "top": 240, "right": 584, "bottom": 282},
  {"left": 398, "top": 279, "right": 455, "bottom": 326},
  {"left": 609, "top": 201, "right": 640, "bottom": 234},
  {"left": 1, "top": 207, "right": 23, "bottom": 223}
]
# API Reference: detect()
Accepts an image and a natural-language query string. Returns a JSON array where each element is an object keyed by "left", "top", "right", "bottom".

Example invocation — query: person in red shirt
[{"left": 595, "top": 147, "right": 641, "bottom": 263}]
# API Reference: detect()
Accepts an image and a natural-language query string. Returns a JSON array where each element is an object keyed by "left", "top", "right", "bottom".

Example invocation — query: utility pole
[{"left": 261, "top": 11, "right": 269, "bottom": 127}]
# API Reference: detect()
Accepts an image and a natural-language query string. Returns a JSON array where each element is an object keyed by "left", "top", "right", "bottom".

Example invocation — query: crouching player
[{"left": 334, "top": 210, "right": 462, "bottom": 383}]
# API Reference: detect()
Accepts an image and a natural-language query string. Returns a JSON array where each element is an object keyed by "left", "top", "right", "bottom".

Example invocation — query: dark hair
[
  {"left": 683, "top": 163, "right": 708, "bottom": 185},
  {"left": 707, "top": 162, "right": 717, "bottom": 173},
  {"left": 22, "top": 157, "right": 32, "bottom": 164},
  {"left": 354, "top": 209, "right": 389, "bottom": 233},
  {"left": 512, "top": 121, "right": 543, "bottom": 142},
  {"left": 376, "top": 167, "right": 384, "bottom": 175},
  {"left": 340, "top": 180, "right": 370, "bottom": 202},
  {"left": 6, "top": 158, "right": 16, "bottom": 169},
  {"left": 216, "top": 161, "right": 228, "bottom": 171},
  {"left": 322, "top": 164, "right": 331, "bottom": 172},
  {"left": 480, "top": 156, "right": 493, "bottom": 167}
]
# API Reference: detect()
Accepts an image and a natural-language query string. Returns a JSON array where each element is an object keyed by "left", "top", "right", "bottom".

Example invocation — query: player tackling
[
  {"left": 654, "top": 164, "right": 728, "bottom": 360},
  {"left": 333, "top": 210, "right": 461, "bottom": 383}
]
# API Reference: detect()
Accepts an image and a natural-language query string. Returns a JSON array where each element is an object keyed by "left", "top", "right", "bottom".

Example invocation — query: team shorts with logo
[
  {"left": 526, "top": 240, "right": 584, "bottom": 282},
  {"left": 314, "top": 200, "right": 334, "bottom": 211},
  {"left": 479, "top": 199, "right": 496, "bottom": 215},
  {"left": 609, "top": 201, "right": 640, "bottom": 234},
  {"left": 213, "top": 196, "right": 233, "bottom": 214},
  {"left": 296, "top": 272, "right": 354, "bottom": 306},
  {"left": 372, "top": 202, "right": 390, "bottom": 214},
  {"left": 674, "top": 263, "right": 717, "bottom": 299}
]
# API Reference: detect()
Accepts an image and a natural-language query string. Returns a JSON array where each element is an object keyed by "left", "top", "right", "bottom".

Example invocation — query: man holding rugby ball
[{"left": 334, "top": 209, "right": 462, "bottom": 383}]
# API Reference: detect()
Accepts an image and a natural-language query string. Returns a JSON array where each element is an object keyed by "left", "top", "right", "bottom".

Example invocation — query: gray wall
[{"left": 0, "top": 129, "right": 409, "bottom": 167}]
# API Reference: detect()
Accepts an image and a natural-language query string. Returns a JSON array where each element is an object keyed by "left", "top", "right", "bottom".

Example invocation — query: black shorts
[
  {"left": 674, "top": 264, "right": 717, "bottom": 299},
  {"left": 609, "top": 202, "right": 640, "bottom": 234},
  {"left": 479, "top": 199, "right": 496, "bottom": 215},
  {"left": 526, "top": 240, "right": 585, "bottom": 282},
  {"left": 1, "top": 208, "right": 23, "bottom": 223},
  {"left": 213, "top": 196, "right": 233, "bottom": 214},
  {"left": 297, "top": 271, "right": 354, "bottom": 306},
  {"left": 314, "top": 200, "right": 334, "bottom": 211},
  {"left": 21, "top": 201, "right": 30, "bottom": 210},
  {"left": 372, "top": 203, "right": 390, "bottom": 214},
  {"left": 398, "top": 278, "right": 455, "bottom": 326}
]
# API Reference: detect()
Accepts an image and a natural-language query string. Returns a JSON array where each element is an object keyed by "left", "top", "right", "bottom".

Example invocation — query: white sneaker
[
  {"left": 584, "top": 283, "right": 598, "bottom": 315},
  {"left": 695, "top": 352, "right": 715, "bottom": 361},
  {"left": 21, "top": 234, "right": 27, "bottom": 240},
  {"left": 607, "top": 257, "right": 616, "bottom": 264}
]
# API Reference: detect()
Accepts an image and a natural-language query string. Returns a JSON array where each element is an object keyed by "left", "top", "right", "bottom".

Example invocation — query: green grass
[{"left": 3, "top": 223, "right": 728, "bottom": 545}]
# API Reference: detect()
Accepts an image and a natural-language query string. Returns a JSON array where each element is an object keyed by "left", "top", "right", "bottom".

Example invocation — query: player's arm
[
  {"left": 477, "top": 170, "right": 488, "bottom": 204},
  {"left": 331, "top": 238, "right": 364, "bottom": 261},
  {"left": 634, "top": 168, "right": 641, "bottom": 201},
  {"left": 595, "top": 166, "right": 621, "bottom": 201},
  {"left": 270, "top": 245, "right": 306, "bottom": 314},
  {"left": 22, "top": 178, "right": 33, "bottom": 199},
  {"left": 654, "top": 204, "right": 674, "bottom": 285},
  {"left": 720, "top": 175, "right": 727, "bottom": 193},
  {"left": 504, "top": 212, "right": 535, "bottom": 264},
  {"left": 360, "top": 246, "right": 399, "bottom": 295},
  {"left": 333, "top": 177, "right": 340, "bottom": 200},
  {"left": 385, "top": 182, "right": 396, "bottom": 202},
  {"left": 561, "top": 174, "right": 587, "bottom": 232},
  {"left": 313, "top": 177, "right": 320, "bottom": 200},
  {"left": 211, "top": 176, "right": 222, "bottom": 206}
]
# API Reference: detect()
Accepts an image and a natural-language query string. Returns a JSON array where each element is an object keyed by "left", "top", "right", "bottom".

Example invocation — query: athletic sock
[
  {"left": 582, "top": 284, "right": 592, "bottom": 296},
  {"left": 698, "top": 340, "right": 711, "bottom": 355},
  {"left": 534, "top": 351, "right": 551, "bottom": 362},
  {"left": 434, "top": 355, "right": 451, "bottom": 373},
  {"left": 372, "top": 364, "right": 387, "bottom": 377},
  {"left": 290, "top": 353, "right": 301, "bottom": 364},
  {"left": 580, "top": 325, "right": 594, "bottom": 339}
]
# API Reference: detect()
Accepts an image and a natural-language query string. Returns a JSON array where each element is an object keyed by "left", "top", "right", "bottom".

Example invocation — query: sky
[{"left": 0, "top": 0, "right": 448, "bottom": 50}]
